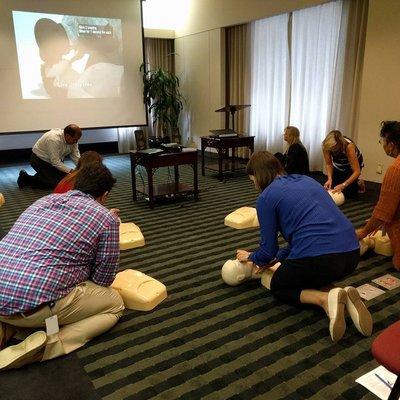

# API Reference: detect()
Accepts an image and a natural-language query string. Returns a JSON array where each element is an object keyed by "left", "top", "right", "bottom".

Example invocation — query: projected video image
[{"left": 12, "top": 11, "right": 124, "bottom": 99}]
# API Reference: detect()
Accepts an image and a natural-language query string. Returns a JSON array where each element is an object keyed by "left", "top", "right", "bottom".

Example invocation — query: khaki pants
[{"left": 0, "top": 281, "right": 125, "bottom": 361}]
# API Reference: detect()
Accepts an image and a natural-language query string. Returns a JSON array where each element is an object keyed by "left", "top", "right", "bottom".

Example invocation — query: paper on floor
[{"left": 356, "top": 365, "right": 397, "bottom": 400}]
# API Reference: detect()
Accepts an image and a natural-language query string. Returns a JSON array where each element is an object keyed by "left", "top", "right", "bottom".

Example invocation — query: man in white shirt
[{"left": 17, "top": 124, "right": 82, "bottom": 189}]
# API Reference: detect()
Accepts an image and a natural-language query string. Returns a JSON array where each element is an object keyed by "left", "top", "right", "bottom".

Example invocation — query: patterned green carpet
[{"left": 0, "top": 154, "right": 398, "bottom": 400}]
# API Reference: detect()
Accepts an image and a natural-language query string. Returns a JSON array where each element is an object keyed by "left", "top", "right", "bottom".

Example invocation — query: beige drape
[
  {"left": 144, "top": 38, "right": 175, "bottom": 137},
  {"left": 225, "top": 1, "right": 368, "bottom": 159},
  {"left": 337, "top": 0, "right": 369, "bottom": 140},
  {"left": 226, "top": 24, "right": 251, "bottom": 157},
  {"left": 144, "top": 38, "right": 175, "bottom": 73}
]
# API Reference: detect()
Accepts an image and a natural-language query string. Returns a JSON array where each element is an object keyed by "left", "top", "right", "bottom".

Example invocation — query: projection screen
[{"left": 0, "top": 0, "right": 147, "bottom": 133}]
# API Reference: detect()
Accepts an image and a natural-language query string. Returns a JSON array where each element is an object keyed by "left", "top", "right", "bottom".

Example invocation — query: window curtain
[
  {"left": 118, "top": 38, "right": 175, "bottom": 153},
  {"left": 247, "top": 0, "right": 368, "bottom": 169},
  {"left": 249, "top": 14, "right": 290, "bottom": 153},
  {"left": 226, "top": 24, "right": 251, "bottom": 157},
  {"left": 335, "top": 0, "right": 369, "bottom": 140},
  {"left": 289, "top": 1, "right": 344, "bottom": 170}
]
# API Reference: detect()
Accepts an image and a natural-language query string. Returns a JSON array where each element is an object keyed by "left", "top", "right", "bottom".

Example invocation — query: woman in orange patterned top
[
  {"left": 356, "top": 121, "right": 400, "bottom": 270},
  {"left": 54, "top": 151, "right": 102, "bottom": 194}
]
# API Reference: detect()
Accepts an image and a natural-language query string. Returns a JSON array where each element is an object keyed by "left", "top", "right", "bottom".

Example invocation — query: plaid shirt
[{"left": 0, "top": 191, "right": 119, "bottom": 316}]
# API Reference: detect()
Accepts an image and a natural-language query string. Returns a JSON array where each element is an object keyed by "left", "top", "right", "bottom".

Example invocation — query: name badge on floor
[{"left": 45, "top": 315, "right": 59, "bottom": 335}]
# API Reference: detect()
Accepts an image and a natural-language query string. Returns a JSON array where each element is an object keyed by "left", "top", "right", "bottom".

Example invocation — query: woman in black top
[
  {"left": 322, "top": 130, "right": 363, "bottom": 197},
  {"left": 275, "top": 126, "right": 309, "bottom": 175}
]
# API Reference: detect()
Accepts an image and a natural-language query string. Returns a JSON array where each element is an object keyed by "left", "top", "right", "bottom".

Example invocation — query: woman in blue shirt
[{"left": 236, "top": 151, "right": 372, "bottom": 342}]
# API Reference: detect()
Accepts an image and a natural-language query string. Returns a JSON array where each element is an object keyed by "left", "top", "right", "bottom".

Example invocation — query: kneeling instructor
[{"left": 18, "top": 124, "right": 82, "bottom": 189}]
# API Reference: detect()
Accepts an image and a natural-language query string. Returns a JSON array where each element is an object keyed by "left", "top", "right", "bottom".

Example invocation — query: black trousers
[
  {"left": 270, "top": 249, "right": 359, "bottom": 304},
  {"left": 29, "top": 153, "right": 67, "bottom": 189},
  {"left": 332, "top": 168, "right": 359, "bottom": 197}
]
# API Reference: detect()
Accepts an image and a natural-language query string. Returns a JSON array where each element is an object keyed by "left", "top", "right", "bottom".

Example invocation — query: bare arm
[
  {"left": 332, "top": 144, "right": 361, "bottom": 193},
  {"left": 323, "top": 150, "right": 334, "bottom": 189},
  {"left": 356, "top": 216, "right": 384, "bottom": 239},
  {"left": 70, "top": 144, "right": 81, "bottom": 166}
]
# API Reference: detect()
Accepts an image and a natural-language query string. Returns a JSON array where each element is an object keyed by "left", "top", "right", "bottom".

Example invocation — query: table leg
[
  {"left": 231, "top": 147, "right": 235, "bottom": 172},
  {"left": 193, "top": 157, "right": 199, "bottom": 200},
  {"left": 174, "top": 165, "right": 180, "bottom": 193},
  {"left": 130, "top": 153, "right": 137, "bottom": 201},
  {"left": 218, "top": 147, "right": 223, "bottom": 181},
  {"left": 174, "top": 165, "right": 179, "bottom": 183},
  {"left": 201, "top": 141, "right": 205, "bottom": 176},
  {"left": 250, "top": 142, "right": 254, "bottom": 155},
  {"left": 147, "top": 167, "right": 155, "bottom": 209}
]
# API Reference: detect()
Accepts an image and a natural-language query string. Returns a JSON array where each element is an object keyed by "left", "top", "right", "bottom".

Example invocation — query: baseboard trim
[{"left": 0, "top": 142, "right": 119, "bottom": 165}]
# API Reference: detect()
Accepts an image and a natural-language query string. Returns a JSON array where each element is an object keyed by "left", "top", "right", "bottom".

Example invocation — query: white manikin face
[
  {"left": 328, "top": 190, "right": 345, "bottom": 206},
  {"left": 221, "top": 259, "right": 258, "bottom": 286}
]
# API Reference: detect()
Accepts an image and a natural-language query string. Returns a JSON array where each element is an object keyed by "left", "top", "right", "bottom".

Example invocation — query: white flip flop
[
  {"left": 328, "top": 288, "right": 347, "bottom": 342},
  {"left": 344, "top": 286, "right": 373, "bottom": 337}
]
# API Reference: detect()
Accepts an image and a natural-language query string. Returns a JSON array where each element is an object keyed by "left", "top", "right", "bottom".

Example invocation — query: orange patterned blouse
[{"left": 372, "top": 156, "right": 400, "bottom": 269}]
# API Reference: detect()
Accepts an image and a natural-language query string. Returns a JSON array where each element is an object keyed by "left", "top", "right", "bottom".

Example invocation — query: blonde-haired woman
[
  {"left": 322, "top": 130, "right": 363, "bottom": 197},
  {"left": 275, "top": 126, "right": 309, "bottom": 175}
]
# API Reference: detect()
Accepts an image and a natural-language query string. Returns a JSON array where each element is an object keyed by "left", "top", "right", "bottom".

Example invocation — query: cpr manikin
[
  {"left": 328, "top": 190, "right": 345, "bottom": 206},
  {"left": 224, "top": 207, "right": 259, "bottom": 229},
  {"left": 221, "top": 259, "right": 280, "bottom": 290},
  {"left": 120, "top": 222, "right": 145, "bottom": 251},
  {"left": 111, "top": 269, "right": 167, "bottom": 311},
  {"left": 359, "top": 230, "right": 393, "bottom": 257}
]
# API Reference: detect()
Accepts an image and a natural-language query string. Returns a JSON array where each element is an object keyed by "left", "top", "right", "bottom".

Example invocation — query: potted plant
[{"left": 140, "top": 64, "right": 184, "bottom": 143}]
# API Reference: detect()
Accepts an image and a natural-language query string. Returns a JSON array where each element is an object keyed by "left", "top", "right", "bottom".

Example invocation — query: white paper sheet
[{"left": 356, "top": 365, "right": 397, "bottom": 400}]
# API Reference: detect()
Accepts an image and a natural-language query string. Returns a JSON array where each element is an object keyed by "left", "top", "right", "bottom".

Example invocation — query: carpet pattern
[{"left": 0, "top": 154, "right": 398, "bottom": 400}]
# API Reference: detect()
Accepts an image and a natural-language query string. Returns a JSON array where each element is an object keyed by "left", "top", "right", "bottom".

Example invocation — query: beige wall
[
  {"left": 356, "top": 0, "right": 400, "bottom": 182},
  {"left": 175, "top": 29, "right": 225, "bottom": 148},
  {"left": 175, "top": 0, "right": 329, "bottom": 37},
  {"left": 173, "top": 1, "right": 331, "bottom": 148},
  {"left": 144, "top": 29, "right": 175, "bottom": 39},
  {"left": 174, "top": 0, "right": 400, "bottom": 182}
]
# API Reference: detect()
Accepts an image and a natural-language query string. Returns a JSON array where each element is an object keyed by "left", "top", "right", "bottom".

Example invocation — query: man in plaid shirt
[{"left": 0, "top": 163, "right": 124, "bottom": 370}]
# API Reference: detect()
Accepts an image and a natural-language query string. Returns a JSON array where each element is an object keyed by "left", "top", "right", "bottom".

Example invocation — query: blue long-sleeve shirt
[{"left": 248, "top": 175, "right": 359, "bottom": 266}]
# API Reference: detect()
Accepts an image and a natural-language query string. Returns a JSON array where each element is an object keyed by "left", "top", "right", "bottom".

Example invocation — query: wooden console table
[
  {"left": 130, "top": 149, "right": 199, "bottom": 209},
  {"left": 200, "top": 135, "right": 255, "bottom": 180}
]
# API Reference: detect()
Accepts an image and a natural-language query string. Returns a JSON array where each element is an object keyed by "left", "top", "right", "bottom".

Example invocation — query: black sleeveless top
[{"left": 331, "top": 137, "right": 363, "bottom": 172}]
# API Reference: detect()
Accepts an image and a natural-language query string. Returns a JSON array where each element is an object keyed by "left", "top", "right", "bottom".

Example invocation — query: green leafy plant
[{"left": 140, "top": 64, "right": 184, "bottom": 142}]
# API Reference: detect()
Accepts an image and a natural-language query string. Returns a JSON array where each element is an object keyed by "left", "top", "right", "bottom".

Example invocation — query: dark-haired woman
[
  {"left": 236, "top": 151, "right": 372, "bottom": 341},
  {"left": 54, "top": 151, "right": 103, "bottom": 194},
  {"left": 357, "top": 121, "right": 400, "bottom": 270},
  {"left": 322, "top": 130, "right": 363, "bottom": 197}
]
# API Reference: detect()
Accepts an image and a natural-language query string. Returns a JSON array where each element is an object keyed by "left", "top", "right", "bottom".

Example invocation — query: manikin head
[
  {"left": 221, "top": 259, "right": 260, "bottom": 286},
  {"left": 74, "top": 163, "right": 116, "bottom": 204},
  {"left": 34, "top": 18, "right": 70, "bottom": 65},
  {"left": 328, "top": 190, "right": 345, "bottom": 206},
  {"left": 64, "top": 124, "right": 82, "bottom": 145}
]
